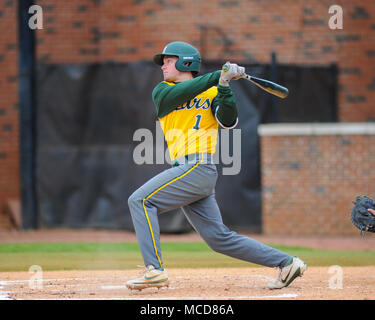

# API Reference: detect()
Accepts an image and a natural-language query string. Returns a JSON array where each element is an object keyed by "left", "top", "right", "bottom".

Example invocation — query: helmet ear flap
[{"left": 175, "top": 56, "right": 201, "bottom": 73}]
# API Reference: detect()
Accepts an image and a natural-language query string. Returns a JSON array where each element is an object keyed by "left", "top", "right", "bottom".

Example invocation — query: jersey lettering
[
  {"left": 176, "top": 98, "right": 211, "bottom": 111},
  {"left": 193, "top": 114, "right": 202, "bottom": 130}
]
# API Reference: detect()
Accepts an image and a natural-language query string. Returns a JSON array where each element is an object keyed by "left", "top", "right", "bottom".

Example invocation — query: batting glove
[{"left": 219, "top": 62, "right": 245, "bottom": 86}]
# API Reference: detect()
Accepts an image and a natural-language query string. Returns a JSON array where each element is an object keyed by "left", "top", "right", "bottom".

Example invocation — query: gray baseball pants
[{"left": 128, "top": 153, "right": 291, "bottom": 270}]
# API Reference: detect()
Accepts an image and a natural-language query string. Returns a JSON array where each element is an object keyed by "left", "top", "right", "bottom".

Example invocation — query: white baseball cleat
[
  {"left": 268, "top": 256, "right": 307, "bottom": 289},
  {"left": 126, "top": 265, "right": 169, "bottom": 291}
]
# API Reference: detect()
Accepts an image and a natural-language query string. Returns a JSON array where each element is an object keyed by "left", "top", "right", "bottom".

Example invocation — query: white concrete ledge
[{"left": 258, "top": 122, "right": 375, "bottom": 136}]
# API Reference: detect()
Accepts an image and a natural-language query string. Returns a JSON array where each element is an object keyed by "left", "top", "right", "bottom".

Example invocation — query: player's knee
[
  {"left": 202, "top": 230, "right": 227, "bottom": 252},
  {"left": 201, "top": 227, "right": 234, "bottom": 253},
  {"left": 127, "top": 193, "right": 135, "bottom": 209},
  {"left": 127, "top": 189, "right": 144, "bottom": 209}
]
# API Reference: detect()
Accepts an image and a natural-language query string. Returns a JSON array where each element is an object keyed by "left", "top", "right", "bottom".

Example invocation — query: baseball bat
[{"left": 241, "top": 74, "right": 289, "bottom": 99}]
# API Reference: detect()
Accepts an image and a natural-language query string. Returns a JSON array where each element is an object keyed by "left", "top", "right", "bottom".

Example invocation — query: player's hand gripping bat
[{"left": 241, "top": 74, "right": 289, "bottom": 99}]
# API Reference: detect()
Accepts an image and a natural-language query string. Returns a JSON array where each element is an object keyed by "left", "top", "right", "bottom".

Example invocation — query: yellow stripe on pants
[{"left": 142, "top": 161, "right": 201, "bottom": 268}]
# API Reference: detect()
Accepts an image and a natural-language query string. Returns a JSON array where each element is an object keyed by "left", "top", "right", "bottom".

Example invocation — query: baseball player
[{"left": 126, "top": 41, "right": 307, "bottom": 291}]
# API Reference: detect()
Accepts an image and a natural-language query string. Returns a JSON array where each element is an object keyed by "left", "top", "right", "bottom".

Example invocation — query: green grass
[{"left": 0, "top": 242, "right": 374, "bottom": 272}]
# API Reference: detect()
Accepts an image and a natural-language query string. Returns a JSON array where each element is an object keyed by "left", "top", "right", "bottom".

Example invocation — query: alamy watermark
[
  {"left": 28, "top": 5, "right": 43, "bottom": 30},
  {"left": 28, "top": 265, "right": 43, "bottom": 289},
  {"left": 328, "top": 5, "right": 343, "bottom": 30},
  {"left": 132, "top": 121, "right": 242, "bottom": 175},
  {"left": 328, "top": 265, "right": 343, "bottom": 289}
]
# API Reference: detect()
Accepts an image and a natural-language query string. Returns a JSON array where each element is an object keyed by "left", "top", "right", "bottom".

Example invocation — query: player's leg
[
  {"left": 127, "top": 162, "right": 213, "bottom": 268},
  {"left": 182, "top": 193, "right": 307, "bottom": 288},
  {"left": 126, "top": 161, "right": 215, "bottom": 290},
  {"left": 182, "top": 193, "right": 290, "bottom": 268},
  {"left": 127, "top": 166, "right": 191, "bottom": 290}
]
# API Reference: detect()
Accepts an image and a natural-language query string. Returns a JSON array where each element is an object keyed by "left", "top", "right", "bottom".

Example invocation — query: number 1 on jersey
[{"left": 193, "top": 114, "right": 202, "bottom": 130}]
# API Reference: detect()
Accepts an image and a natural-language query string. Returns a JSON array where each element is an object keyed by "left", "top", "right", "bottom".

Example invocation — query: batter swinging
[{"left": 126, "top": 41, "right": 307, "bottom": 291}]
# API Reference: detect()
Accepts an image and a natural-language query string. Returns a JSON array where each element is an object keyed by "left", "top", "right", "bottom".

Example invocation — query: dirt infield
[
  {"left": 0, "top": 229, "right": 374, "bottom": 300},
  {"left": 0, "top": 267, "right": 374, "bottom": 300}
]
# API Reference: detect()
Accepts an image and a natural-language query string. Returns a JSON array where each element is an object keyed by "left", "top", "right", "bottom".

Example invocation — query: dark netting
[{"left": 35, "top": 62, "right": 337, "bottom": 232}]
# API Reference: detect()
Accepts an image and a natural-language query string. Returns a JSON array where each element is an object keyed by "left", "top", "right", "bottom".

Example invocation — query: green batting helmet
[{"left": 153, "top": 41, "right": 201, "bottom": 74}]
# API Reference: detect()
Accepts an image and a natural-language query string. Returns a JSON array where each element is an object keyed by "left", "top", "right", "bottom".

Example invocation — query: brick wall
[
  {"left": 1, "top": 0, "right": 375, "bottom": 230},
  {"left": 33, "top": 0, "right": 375, "bottom": 121},
  {"left": 259, "top": 123, "right": 375, "bottom": 235},
  {"left": 0, "top": 0, "right": 20, "bottom": 228}
]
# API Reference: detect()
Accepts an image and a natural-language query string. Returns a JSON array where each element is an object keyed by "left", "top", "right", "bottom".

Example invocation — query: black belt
[{"left": 172, "top": 153, "right": 213, "bottom": 167}]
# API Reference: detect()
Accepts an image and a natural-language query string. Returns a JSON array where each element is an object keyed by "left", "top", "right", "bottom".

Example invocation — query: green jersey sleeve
[
  {"left": 211, "top": 84, "right": 238, "bottom": 128},
  {"left": 152, "top": 70, "right": 221, "bottom": 118}
]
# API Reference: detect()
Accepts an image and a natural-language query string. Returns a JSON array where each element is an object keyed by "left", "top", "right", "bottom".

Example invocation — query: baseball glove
[{"left": 350, "top": 195, "right": 375, "bottom": 235}]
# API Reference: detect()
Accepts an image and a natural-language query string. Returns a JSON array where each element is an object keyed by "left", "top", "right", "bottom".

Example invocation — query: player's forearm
[
  {"left": 213, "top": 85, "right": 238, "bottom": 128},
  {"left": 153, "top": 70, "right": 221, "bottom": 118}
]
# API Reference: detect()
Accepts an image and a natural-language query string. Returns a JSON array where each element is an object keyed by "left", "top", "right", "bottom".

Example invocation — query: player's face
[{"left": 161, "top": 56, "right": 181, "bottom": 82}]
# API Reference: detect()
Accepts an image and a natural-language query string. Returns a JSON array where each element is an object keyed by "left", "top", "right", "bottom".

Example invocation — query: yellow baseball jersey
[
  {"left": 159, "top": 82, "right": 219, "bottom": 161},
  {"left": 152, "top": 70, "right": 238, "bottom": 162}
]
